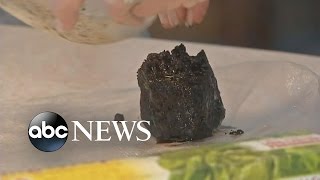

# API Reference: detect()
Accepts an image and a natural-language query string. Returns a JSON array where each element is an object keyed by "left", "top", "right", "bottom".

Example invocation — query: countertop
[{"left": 0, "top": 25, "right": 319, "bottom": 174}]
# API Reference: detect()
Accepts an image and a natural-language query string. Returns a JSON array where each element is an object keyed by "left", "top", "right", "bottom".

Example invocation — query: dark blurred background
[{"left": 1, "top": 0, "right": 320, "bottom": 55}]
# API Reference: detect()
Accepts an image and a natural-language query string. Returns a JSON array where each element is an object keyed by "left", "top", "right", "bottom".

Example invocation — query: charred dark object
[
  {"left": 137, "top": 44, "right": 225, "bottom": 143},
  {"left": 229, "top": 129, "right": 244, "bottom": 136},
  {"left": 114, "top": 113, "right": 125, "bottom": 122}
]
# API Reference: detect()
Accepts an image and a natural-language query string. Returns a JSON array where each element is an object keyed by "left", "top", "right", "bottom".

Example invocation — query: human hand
[
  {"left": 133, "top": 0, "right": 210, "bottom": 28},
  {"left": 51, "top": 0, "right": 210, "bottom": 31}
]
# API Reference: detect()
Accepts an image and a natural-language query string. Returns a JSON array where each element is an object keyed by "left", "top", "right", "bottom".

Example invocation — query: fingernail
[
  {"left": 186, "top": 10, "right": 193, "bottom": 27},
  {"left": 168, "top": 11, "right": 180, "bottom": 27},
  {"left": 159, "top": 13, "right": 170, "bottom": 28}
]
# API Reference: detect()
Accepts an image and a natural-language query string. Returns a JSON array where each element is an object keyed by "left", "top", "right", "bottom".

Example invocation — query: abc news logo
[{"left": 28, "top": 112, "right": 151, "bottom": 152}]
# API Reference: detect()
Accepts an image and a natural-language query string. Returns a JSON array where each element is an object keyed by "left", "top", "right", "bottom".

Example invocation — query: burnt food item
[
  {"left": 137, "top": 44, "right": 225, "bottom": 143},
  {"left": 229, "top": 129, "right": 244, "bottom": 136}
]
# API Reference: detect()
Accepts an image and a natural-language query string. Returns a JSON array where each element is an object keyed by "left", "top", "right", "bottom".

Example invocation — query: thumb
[{"left": 50, "top": 0, "right": 84, "bottom": 31}]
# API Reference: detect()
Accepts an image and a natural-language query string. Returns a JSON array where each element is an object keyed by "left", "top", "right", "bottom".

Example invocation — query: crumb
[
  {"left": 114, "top": 113, "right": 125, "bottom": 122},
  {"left": 229, "top": 129, "right": 244, "bottom": 136}
]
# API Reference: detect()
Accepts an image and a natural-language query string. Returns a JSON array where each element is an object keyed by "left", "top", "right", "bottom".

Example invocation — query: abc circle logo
[{"left": 28, "top": 112, "right": 68, "bottom": 152}]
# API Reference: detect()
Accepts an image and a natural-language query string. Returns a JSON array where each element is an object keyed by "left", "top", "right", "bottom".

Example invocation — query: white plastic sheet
[{"left": 0, "top": 26, "right": 319, "bottom": 174}]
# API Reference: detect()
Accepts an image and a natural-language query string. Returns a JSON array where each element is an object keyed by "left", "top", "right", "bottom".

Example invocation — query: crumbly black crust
[{"left": 137, "top": 44, "right": 225, "bottom": 143}]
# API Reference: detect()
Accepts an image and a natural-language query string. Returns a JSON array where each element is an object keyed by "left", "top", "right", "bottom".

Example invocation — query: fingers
[
  {"left": 159, "top": 7, "right": 186, "bottom": 29},
  {"left": 104, "top": 0, "right": 143, "bottom": 26},
  {"left": 175, "top": 6, "right": 187, "bottom": 23},
  {"left": 176, "top": 7, "right": 188, "bottom": 28},
  {"left": 158, "top": 13, "right": 171, "bottom": 29},
  {"left": 50, "top": 0, "right": 209, "bottom": 30},
  {"left": 185, "top": 9, "right": 193, "bottom": 27},
  {"left": 182, "top": 0, "right": 204, "bottom": 8},
  {"left": 134, "top": 0, "right": 208, "bottom": 29},
  {"left": 187, "top": 0, "right": 209, "bottom": 25},
  {"left": 50, "top": 0, "right": 84, "bottom": 31},
  {"left": 133, "top": 0, "right": 184, "bottom": 17}
]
